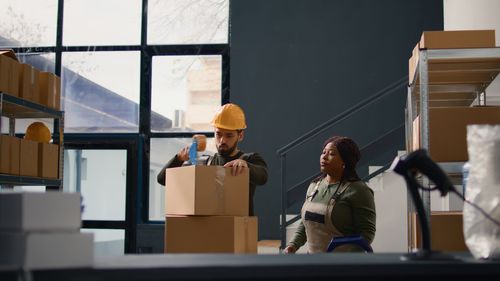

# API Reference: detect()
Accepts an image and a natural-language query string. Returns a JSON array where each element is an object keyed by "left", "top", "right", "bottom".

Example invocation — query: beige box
[
  {"left": 411, "top": 211, "right": 468, "bottom": 252},
  {"left": 420, "top": 30, "right": 496, "bottom": 49},
  {"left": 38, "top": 143, "right": 59, "bottom": 179},
  {"left": 165, "top": 216, "right": 257, "bottom": 253},
  {"left": 0, "top": 192, "right": 82, "bottom": 231},
  {"left": 413, "top": 106, "right": 500, "bottom": 162},
  {"left": 165, "top": 165, "right": 249, "bottom": 216},
  {"left": 0, "top": 135, "right": 10, "bottom": 174},
  {"left": 19, "top": 138, "right": 38, "bottom": 177},
  {"left": 0, "top": 231, "right": 93, "bottom": 270}
]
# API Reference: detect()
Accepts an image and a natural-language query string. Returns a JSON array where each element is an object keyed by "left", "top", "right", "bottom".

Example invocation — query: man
[{"left": 157, "top": 103, "right": 268, "bottom": 216}]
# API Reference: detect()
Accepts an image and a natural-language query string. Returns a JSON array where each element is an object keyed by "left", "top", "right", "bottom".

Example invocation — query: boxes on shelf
[
  {"left": 410, "top": 211, "right": 468, "bottom": 252},
  {"left": 38, "top": 143, "right": 59, "bottom": 179},
  {"left": 408, "top": 30, "right": 496, "bottom": 85},
  {"left": 19, "top": 138, "right": 38, "bottom": 177},
  {"left": 0, "top": 192, "right": 82, "bottom": 231},
  {"left": 412, "top": 106, "right": 500, "bottom": 162},
  {"left": 0, "top": 231, "right": 93, "bottom": 270},
  {"left": 39, "top": 72, "right": 61, "bottom": 110},
  {"left": 165, "top": 216, "right": 257, "bottom": 253},
  {"left": 419, "top": 30, "right": 496, "bottom": 49},
  {"left": 165, "top": 165, "right": 249, "bottom": 216},
  {"left": 0, "top": 135, "right": 20, "bottom": 175}
]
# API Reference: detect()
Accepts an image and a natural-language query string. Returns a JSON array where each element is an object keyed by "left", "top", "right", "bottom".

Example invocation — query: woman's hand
[{"left": 283, "top": 245, "right": 297, "bottom": 254}]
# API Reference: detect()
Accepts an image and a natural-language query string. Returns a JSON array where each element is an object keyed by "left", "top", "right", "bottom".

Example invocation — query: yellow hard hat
[
  {"left": 24, "top": 122, "right": 51, "bottom": 143},
  {"left": 210, "top": 103, "right": 247, "bottom": 130}
]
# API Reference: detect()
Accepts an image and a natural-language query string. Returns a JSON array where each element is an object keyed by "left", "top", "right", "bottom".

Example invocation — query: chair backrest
[{"left": 326, "top": 235, "right": 373, "bottom": 253}]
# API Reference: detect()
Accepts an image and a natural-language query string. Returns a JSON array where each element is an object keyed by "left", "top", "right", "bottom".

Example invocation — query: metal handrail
[{"left": 277, "top": 76, "right": 408, "bottom": 157}]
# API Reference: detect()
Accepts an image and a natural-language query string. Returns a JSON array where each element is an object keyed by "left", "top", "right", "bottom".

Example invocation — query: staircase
[{"left": 277, "top": 76, "right": 408, "bottom": 250}]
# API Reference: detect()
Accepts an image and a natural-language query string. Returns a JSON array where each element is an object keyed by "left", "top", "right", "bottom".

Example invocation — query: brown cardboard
[
  {"left": 0, "top": 56, "right": 11, "bottom": 94},
  {"left": 19, "top": 139, "right": 38, "bottom": 177},
  {"left": 31, "top": 68, "right": 40, "bottom": 104},
  {"left": 19, "top": 64, "right": 34, "bottom": 102},
  {"left": 38, "top": 143, "right": 59, "bottom": 179},
  {"left": 420, "top": 30, "right": 496, "bottom": 49},
  {"left": 164, "top": 216, "right": 257, "bottom": 253},
  {"left": 413, "top": 106, "right": 500, "bottom": 162},
  {"left": 408, "top": 43, "right": 420, "bottom": 85},
  {"left": 0, "top": 135, "right": 10, "bottom": 174},
  {"left": 8, "top": 59, "right": 20, "bottom": 97},
  {"left": 39, "top": 72, "right": 54, "bottom": 108},
  {"left": 411, "top": 212, "right": 468, "bottom": 252},
  {"left": 10, "top": 136, "right": 20, "bottom": 175},
  {"left": 53, "top": 75, "right": 61, "bottom": 110},
  {"left": 165, "top": 165, "right": 249, "bottom": 216},
  {"left": 0, "top": 50, "right": 18, "bottom": 61}
]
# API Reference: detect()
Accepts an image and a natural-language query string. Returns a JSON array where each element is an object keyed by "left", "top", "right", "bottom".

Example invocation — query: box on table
[
  {"left": 165, "top": 216, "right": 257, "bottom": 253},
  {"left": 410, "top": 211, "right": 468, "bottom": 252},
  {"left": 419, "top": 30, "right": 496, "bottom": 49},
  {"left": 0, "top": 192, "right": 81, "bottom": 231},
  {"left": 0, "top": 135, "right": 20, "bottom": 175},
  {"left": 0, "top": 231, "right": 93, "bottom": 270},
  {"left": 19, "top": 138, "right": 38, "bottom": 177},
  {"left": 38, "top": 143, "right": 59, "bottom": 179},
  {"left": 165, "top": 165, "right": 249, "bottom": 216},
  {"left": 412, "top": 106, "right": 500, "bottom": 162}
]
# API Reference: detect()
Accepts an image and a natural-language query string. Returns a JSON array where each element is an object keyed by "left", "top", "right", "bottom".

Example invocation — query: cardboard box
[
  {"left": 410, "top": 211, "right": 468, "bottom": 252},
  {"left": 19, "top": 138, "right": 38, "bottom": 177},
  {"left": 165, "top": 166, "right": 249, "bottom": 216},
  {"left": 54, "top": 75, "right": 61, "bottom": 110},
  {"left": 420, "top": 30, "right": 496, "bottom": 49},
  {"left": 0, "top": 135, "right": 10, "bottom": 174},
  {"left": 39, "top": 72, "right": 55, "bottom": 108},
  {"left": 8, "top": 59, "right": 20, "bottom": 97},
  {"left": 0, "top": 231, "right": 93, "bottom": 270},
  {"left": 413, "top": 106, "right": 500, "bottom": 162},
  {"left": 19, "top": 63, "right": 33, "bottom": 101},
  {"left": 38, "top": 143, "right": 59, "bottom": 179},
  {"left": 165, "top": 216, "right": 257, "bottom": 253},
  {"left": 0, "top": 192, "right": 82, "bottom": 231},
  {"left": 408, "top": 43, "right": 420, "bottom": 85},
  {"left": 0, "top": 50, "right": 19, "bottom": 96},
  {"left": 0, "top": 135, "right": 20, "bottom": 175},
  {"left": 10, "top": 136, "right": 20, "bottom": 175}
]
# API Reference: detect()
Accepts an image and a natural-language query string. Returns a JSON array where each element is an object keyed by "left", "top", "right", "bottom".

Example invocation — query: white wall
[{"left": 444, "top": 0, "right": 500, "bottom": 101}]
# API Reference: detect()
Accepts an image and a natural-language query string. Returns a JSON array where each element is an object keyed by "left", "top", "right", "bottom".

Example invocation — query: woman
[{"left": 284, "top": 136, "right": 376, "bottom": 253}]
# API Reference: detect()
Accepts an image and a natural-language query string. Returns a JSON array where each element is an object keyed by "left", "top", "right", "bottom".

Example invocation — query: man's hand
[
  {"left": 177, "top": 147, "right": 190, "bottom": 162},
  {"left": 223, "top": 159, "right": 248, "bottom": 176}
]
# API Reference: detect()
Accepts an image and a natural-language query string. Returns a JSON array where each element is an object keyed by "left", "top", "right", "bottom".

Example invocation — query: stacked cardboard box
[
  {"left": 410, "top": 211, "right": 468, "bottom": 252},
  {"left": 0, "top": 49, "right": 61, "bottom": 110},
  {"left": 0, "top": 192, "right": 93, "bottom": 269},
  {"left": 0, "top": 134, "right": 59, "bottom": 179},
  {"left": 164, "top": 165, "right": 257, "bottom": 253}
]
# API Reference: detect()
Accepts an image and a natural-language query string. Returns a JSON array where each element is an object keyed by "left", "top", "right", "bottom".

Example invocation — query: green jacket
[
  {"left": 289, "top": 179, "right": 376, "bottom": 251},
  {"left": 157, "top": 151, "right": 268, "bottom": 216}
]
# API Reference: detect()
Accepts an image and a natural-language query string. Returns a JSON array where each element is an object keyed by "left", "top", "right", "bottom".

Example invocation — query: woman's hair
[{"left": 314, "top": 136, "right": 361, "bottom": 182}]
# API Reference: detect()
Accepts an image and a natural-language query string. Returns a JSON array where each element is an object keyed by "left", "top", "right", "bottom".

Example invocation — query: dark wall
[{"left": 230, "top": 0, "right": 443, "bottom": 239}]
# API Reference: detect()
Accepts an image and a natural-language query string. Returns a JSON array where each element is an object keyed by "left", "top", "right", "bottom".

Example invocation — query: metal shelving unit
[
  {"left": 405, "top": 47, "right": 500, "bottom": 250},
  {"left": 0, "top": 92, "right": 64, "bottom": 190}
]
